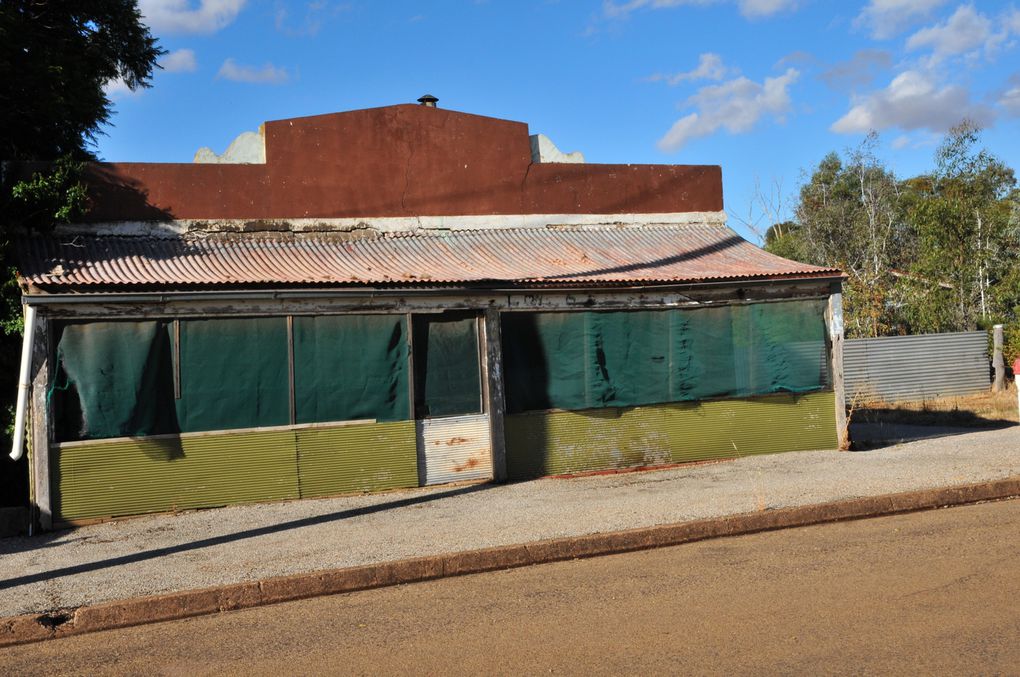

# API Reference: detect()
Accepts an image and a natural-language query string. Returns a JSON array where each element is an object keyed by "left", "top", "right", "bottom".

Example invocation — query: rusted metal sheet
[
  {"left": 416, "top": 413, "right": 493, "bottom": 486},
  {"left": 17, "top": 226, "right": 840, "bottom": 290}
]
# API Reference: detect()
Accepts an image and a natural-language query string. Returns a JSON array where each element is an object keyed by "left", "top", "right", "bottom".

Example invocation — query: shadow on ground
[
  {"left": 849, "top": 414, "right": 1017, "bottom": 451},
  {"left": 0, "top": 482, "right": 492, "bottom": 592}
]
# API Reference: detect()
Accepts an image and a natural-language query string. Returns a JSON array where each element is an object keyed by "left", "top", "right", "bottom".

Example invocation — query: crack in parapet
[
  {"left": 401, "top": 140, "right": 416, "bottom": 214},
  {"left": 520, "top": 161, "right": 534, "bottom": 211}
]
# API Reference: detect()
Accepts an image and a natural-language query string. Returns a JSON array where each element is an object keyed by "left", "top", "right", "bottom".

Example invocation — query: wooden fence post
[
  {"left": 992, "top": 324, "right": 1004, "bottom": 393},
  {"left": 826, "top": 289, "right": 849, "bottom": 450}
]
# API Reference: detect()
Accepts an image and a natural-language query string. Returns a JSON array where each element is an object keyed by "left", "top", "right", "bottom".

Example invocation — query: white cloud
[
  {"left": 854, "top": 0, "right": 947, "bottom": 39},
  {"left": 103, "top": 78, "right": 142, "bottom": 99},
  {"left": 604, "top": 0, "right": 797, "bottom": 20},
  {"left": 646, "top": 53, "right": 731, "bottom": 85},
  {"left": 738, "top": 0, "right": 796, "bottom": 17},
  {"left": 1008, "top": 8, "right": 1020, "bottom": 33},
  {"left": 139, "top": 0, "right": 246, "bottom": 34},
  {"left": 890, "top": 132, "right": 939, "bottom": 149},
  {"left": 831, "top": 70, "right": 994, "bottom": 134},
  {"left": 657, "top": 68, "right": 799, "bottom": 152},
  {"left": 1001, "top": 81, "right": 1020, "bottom": 117},
  {"left": 905, "top": 4, "right": 1003, "bottom": 63},
  {"left": 217, "top": 58, "right": 290, "bottom": 84},
  {"left": 161, "top": 48, "right": 197, "bottom": 72}
]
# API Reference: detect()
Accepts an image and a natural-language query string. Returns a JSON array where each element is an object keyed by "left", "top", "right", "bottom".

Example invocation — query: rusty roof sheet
[{"left": 16, "top": 225, "right": 840, "bottom": 290}]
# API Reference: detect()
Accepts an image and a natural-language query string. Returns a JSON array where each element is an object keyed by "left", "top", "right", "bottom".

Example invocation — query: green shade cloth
[
  {"left": 501, "top": 312, "right": 587, "bottom": 413},
  {"left": 413, "top": 313, "right": 482, "bottom": 418},
  {"left": 670, "top": 305, "right": 739, "bottom": 400},
  {"left": 293, "top": 314, "right": 410, "bottom": 424},
  {"left": 54, "top": 320, "right": 177, "bottom": 440},
  {"left": 174, "top": 317, "right": 290, "bottom": 433},
  {"left": 502, "top": 301, "right": 829, "bottom": 414},
  {"left": 748, "top": 301, "right": 830, "bottom": 393},
  {"left": 591, "top": 310, "right": 671, "bottom": 407}
]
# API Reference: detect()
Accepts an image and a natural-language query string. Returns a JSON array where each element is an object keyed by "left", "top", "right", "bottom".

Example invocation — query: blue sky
[{"left": 101, "top": 1, "right": 1020, "bottom": 242}]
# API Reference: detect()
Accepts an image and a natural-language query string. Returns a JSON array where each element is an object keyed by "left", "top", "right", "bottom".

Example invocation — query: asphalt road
[{"left": 4, "top": 499, "right": 1020, "bottom": 676}]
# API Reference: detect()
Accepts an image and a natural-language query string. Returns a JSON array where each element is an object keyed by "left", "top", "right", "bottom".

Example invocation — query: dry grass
[{"left": 854, "top": 384, "right": 1019, "bottom": 427}]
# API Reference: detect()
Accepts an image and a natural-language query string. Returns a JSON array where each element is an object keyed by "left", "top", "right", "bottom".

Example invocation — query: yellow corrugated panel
[
  {"left": 54, "top": 430, "right": 299, "bottom": 521},
  {"left": 506, "top": 391, "right": 837, "bottom": 479},
  {"left": 296, "top": 421, "right": 417, "bottom": 498}
]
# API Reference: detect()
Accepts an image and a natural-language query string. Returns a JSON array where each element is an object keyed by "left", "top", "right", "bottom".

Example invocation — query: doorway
[{"left": 412, "top": 311, "right": 493, "bottom": 485}]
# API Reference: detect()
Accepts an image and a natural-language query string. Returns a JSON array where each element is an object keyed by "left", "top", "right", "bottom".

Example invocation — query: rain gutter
[{"left": 21, "top": 275, "right": 844, "bottom": 305}]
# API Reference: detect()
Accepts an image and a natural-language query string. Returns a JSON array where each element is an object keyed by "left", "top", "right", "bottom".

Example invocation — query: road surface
[{"left": 3, "top": 499, "right": 1020, "bottom": 675}]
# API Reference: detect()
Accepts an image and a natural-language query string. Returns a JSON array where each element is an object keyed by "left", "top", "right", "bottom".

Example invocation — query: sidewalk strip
[{"left": 3, "top": 476, "right": 1019, "bottom": 648}]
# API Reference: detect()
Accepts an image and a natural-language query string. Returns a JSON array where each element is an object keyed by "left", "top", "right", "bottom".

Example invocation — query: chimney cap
[{"left": 417, "top": 93, "right": 439, "bottom": 107}]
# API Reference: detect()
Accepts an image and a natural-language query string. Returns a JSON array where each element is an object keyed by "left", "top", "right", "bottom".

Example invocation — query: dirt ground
[
  {"left": 854, "top": 384, "right": 1019, "bottom": 427},
  {"left": 4, "top": 498, "right": 1019, "bottom": 676}
]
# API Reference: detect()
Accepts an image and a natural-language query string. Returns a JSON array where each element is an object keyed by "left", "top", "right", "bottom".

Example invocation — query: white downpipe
[{"left": 10, "top": 304, "right": 36, "bottom": 461}]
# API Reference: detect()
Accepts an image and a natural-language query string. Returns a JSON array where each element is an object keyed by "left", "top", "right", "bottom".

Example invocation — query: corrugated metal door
[
  {"left": 412, "top": 312, "right": 493, "bottom": 486},
  {"left": 417, "top": 414, "right": 492, "bottom": 485}
]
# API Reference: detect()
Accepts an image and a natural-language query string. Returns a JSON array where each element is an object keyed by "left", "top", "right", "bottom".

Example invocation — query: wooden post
[
  {"left": 483, "top": 307, "right": 507, "bottom": 483},
  {"left": 29, "top": 311, "right": 52, "bottom": 531},
  {"left": 286, "top": 315, "right": 296, "bottom": 424},
  {"left": 992, "top": 324, "right": 1004, "bottom": 392},
  {"left": 826, "top": 289, "right": 849, "bottom": 451}
]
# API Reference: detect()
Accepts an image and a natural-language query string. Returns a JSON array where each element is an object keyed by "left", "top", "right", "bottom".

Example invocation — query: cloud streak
[
  {"left": 905, "top": 4, "right": 1015, "bottom": 64},
  {"left": 103, "top": 78, "right": 142, "bottom": 99},
  {"left": 139, "top": 0, "right": 246, "bottom": 34},
  {"left": 1001, "top": 75, "right": 1020, "bottom": 117},
  {"left": 820, "top": 49, "right": 892, "bottom": 92},
  {"left": 657, "top": 68, "right": 799, "bottom": 152},
  {"left": 604, "top": 0, "right": 797, "bottom": 20},
  {"left": 217, "top": 58, "right": 290, "bottom": 84},
  {"left": 161, "top": 48, "right": 198, "bottom": 72},
  {"left": 645, "top": 53, "right": 731, "bottom": 85},
  {"left": 853, "top": 0, "right": 947, "bottom": 39},
  {"left": 831, "top": 70, "right": 994, "bottom": 134}
]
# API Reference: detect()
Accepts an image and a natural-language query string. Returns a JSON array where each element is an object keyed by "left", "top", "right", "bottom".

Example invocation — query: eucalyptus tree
[{"left": 902, "top": 122, "right": 1017, "bottom": 333}]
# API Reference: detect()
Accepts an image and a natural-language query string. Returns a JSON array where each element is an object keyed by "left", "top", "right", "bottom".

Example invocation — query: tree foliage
[
  {"left": 781, "top": 134, "right": 909, "bottom": 337},
  {"left": 767, "top": 123, "right": 1020, "bottom": 350},
  {"left": 904, "top": 122, "right": 1017, "bottom": 333},
  {"left": 0, "top": 0, "right": 163, "bottom": 162},
  {"left": 0, "top": 1, "right": 162, "bottom": 505}
]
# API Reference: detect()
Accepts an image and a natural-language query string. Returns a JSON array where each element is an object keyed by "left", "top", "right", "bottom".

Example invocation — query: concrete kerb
[{"left": 3, "top": 476, "right": 1019, "bottom": 648}]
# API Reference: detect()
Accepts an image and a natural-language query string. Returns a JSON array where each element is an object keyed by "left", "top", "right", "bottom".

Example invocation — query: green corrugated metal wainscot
[
  {"left": 296, "top": 421, "right": 417, "bottom": 498},
  {"left": 504, "top": 391, "right": 837, "bottom": 479},
  {"left": 52, "top": 421, "right": 418, "bottom": 523}
]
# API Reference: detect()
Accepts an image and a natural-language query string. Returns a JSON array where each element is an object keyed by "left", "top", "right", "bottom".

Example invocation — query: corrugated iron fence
[{"left": 843, "top": 331, "right": 990, "bottom": 404}]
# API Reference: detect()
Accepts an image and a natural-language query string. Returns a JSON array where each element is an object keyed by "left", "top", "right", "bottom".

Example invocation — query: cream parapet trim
[{"left": 51, "top": 211, "right": 729, "bottom": 239}]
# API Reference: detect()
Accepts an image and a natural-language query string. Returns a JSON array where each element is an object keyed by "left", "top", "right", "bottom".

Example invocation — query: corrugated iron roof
[{"left": 16, "top": 225, "right": 840, "bottom": 290}]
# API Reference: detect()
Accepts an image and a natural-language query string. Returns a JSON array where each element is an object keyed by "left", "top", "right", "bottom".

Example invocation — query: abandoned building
[{"left": 11, "top": 100, "right": 845, "bottom": 529}]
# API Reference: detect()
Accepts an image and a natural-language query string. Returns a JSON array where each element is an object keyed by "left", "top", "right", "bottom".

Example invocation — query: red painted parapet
[{"left": 70, "top": 104, "right": 723, "bottom": 222}]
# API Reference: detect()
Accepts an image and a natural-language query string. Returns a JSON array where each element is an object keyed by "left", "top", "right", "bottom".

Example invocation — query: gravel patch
[{"left": 1, "top": 424, "right": 1017, "bottom": 617}]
